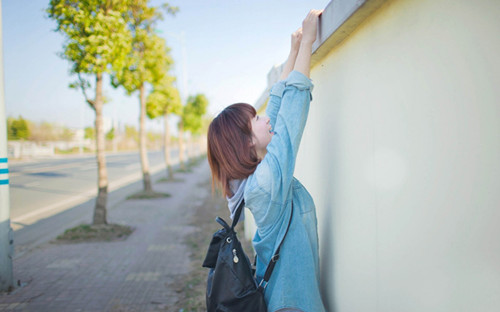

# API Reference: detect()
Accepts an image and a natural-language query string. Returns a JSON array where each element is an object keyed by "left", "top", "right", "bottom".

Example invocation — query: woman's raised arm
[
  {"left": 267, "top": 28, "right": 303, "bottom": 127},
  {"left": 279, "top": 28, "right": 302, "bottom": 80},
  {"left": 293, "top": 9, "right": 322, "bottom": 78}
]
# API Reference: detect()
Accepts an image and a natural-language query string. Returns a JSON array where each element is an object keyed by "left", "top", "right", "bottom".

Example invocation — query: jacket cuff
[
  {"left": 270, "top": 80, "right": 286, "bottom": 98},
  {"left": 285, "top": 70, "right": 314, "bottom": 91}
]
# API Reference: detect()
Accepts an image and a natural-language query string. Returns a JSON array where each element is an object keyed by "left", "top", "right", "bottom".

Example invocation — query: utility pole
[{"left": 0, "top": 0, "right": 14, "bottom": 292}]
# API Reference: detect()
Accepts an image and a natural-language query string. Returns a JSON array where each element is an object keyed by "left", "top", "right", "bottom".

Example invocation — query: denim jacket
[{"left": 244, "top": 70, "right": 325, "bottom": 312}]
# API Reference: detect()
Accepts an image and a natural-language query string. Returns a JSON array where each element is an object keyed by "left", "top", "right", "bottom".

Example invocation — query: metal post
[{"left": 0, "top": 0, "right": 14, "bottom": 292}]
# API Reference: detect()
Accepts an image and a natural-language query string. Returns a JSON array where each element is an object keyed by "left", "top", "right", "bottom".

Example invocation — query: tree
[
  {"left": 146, "top": 75, "right": 181, "bottom": 179},
  {"left": 84, "top": 127, "right": 95, "bottom": 140},
  {"left": 7, "top": 116, "right": 30, "bottom": 140},
  {"left": 106, "top": 127, "right": 115, "bottom": 141},
  {"left": 183, "top": 94, "right": 208, "bottom": 135},
  {"left": 179, "top": 94, "right": 208, "bottom": 168},
  {"left": 28, "top": 121, "right": 56, "bottom": 142},
  {"left": 61, "top": 127, "right": 75, "bottom": 142},
  {"left": 47, "top": 0, "right": 132, "bottom": 225},
  {"left": 112, "top": 0, "right": 176, "bottom": 193},
  {"left": 6, "top": 117, "right": 15, "bottom": 140},
  {"left": 124, "top": 124, "right": 139, "bottom": 142}
]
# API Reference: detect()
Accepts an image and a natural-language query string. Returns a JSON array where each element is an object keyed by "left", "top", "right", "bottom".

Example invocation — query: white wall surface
[{"left": 294, "top": 0, "right": 500, "bottom": 311}]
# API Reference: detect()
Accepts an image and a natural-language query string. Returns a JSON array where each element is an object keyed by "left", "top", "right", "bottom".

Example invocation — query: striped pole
[{"left": 0, "top": 0, "right": 14, "bottom": 292}]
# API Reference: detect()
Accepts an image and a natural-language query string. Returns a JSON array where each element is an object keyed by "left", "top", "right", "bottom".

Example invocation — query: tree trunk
[
  {"left": 178, "top": 122, "right": 186, "bottom": 171},
  {"left": 139, "top": 83, "right": 152, "bottom": 193},
  {"left": 163, "top": 112, "right": 173, "bottom": 179},
  {"left": 93, "top": 72, "right": 108, "bottom": 225}
]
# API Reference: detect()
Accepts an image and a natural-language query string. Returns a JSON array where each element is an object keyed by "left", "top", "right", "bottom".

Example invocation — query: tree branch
[{"left": 77, "top": 72, "right": 96, "bottom": 111}]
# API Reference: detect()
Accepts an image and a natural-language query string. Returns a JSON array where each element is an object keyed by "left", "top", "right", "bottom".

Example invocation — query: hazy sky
[{"left": 2, "top": 0, "right": 330, "bottom": 132}]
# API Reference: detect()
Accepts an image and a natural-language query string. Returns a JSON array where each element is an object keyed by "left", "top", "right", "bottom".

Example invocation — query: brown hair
[{"left": 207, "top": 103, "right": 260, "bottom": 197}]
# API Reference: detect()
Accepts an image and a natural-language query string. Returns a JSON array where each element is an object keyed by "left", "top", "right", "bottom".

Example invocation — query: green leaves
[
  {"left": 111, "top": 0, "right": 175, "bottom": 95},
  {"left": 182, "top": 94, "right": 209, "bottom": 135},
  {"left": 7, "top": 116, "right": 30, "bottom": 140},
  {"left": 47, "top": 0, "right": 209, "bottom": 138},
  {"left": 146, "top": 75, "right": 182, "bottom": 119},
  {"left": 106, "top": 127, "right": 115, "bottom": 141},
  {"left": 48, "top": 0, "right": 181, "bottom": 115},
  {"left": 84, "top": 127, "right": 95, "bottom": 140},
  {"left": 112, "top": 33, "right": 172, "bottom": 94},
  {"left": 47, "top": 0, "right": 132, "bottom": 76}
]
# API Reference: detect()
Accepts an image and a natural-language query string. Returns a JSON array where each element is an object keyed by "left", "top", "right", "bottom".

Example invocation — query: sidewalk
[{"left": 0, "top": 159, "right": 212, "bottom": 312}]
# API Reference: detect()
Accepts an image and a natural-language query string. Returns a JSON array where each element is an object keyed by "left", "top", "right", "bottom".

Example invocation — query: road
[{"left": 8, "top": 149, "right": 179, "bottom": 257}]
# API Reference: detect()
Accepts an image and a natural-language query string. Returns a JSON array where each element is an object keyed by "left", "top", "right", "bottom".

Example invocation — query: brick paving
[{"left": 0, "top": 160, "right": 211, "bottom": 312}]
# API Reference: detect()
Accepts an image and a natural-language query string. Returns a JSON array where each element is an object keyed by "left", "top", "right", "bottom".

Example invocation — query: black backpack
[{"left": 202, "top": 199, "right": 293, "bottom": 312}]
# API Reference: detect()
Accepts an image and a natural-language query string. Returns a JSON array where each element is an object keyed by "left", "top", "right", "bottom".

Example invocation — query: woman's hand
[
  {"left": 301, "top": 9, "right": 322, "bottom": 45},
  {"left": 293, "top": 9, "right": 323, "bottom": 78}
]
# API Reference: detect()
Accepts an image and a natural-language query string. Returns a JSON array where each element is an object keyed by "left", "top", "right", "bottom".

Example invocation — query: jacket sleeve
[
  {"left": 248, "top": 70, "right": 314, "bottom": 227},
  {"left": 265, "top": 80, "right": 286, "bottom": 128}
]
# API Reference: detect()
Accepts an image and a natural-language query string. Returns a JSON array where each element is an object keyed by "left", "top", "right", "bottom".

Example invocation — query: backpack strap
[
  {"left": 231, "top": 199, "right": 294, "bottom": 292},
  {"left": 230, "top": 198, "right": 246, "bottom": 230},
  {"left": 259, "top": 201, "right": 293, "bottom": 291}
]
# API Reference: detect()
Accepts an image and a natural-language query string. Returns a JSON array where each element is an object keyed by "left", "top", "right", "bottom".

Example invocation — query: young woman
[{"left": 207, "top": 10, "right": 325, "bottom": 312}]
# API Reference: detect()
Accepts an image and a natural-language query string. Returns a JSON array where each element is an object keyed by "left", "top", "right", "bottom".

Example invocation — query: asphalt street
[{"left": 8, "top": 149, "right": 180, "bottom": 258}]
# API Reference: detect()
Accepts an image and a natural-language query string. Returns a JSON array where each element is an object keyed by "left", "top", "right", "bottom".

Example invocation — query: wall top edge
[{"left": 255, "top": 0, "right": 388, "bottom": 111}]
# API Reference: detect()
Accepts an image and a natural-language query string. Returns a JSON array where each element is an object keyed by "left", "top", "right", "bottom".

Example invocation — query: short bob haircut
[{"left": 207, "top": 103, "right": 260, "bottom": 197}]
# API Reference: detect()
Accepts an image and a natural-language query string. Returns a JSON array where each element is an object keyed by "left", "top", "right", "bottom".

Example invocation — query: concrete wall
[
  {"left": 252, "top": 0, "right": 500, "bottom": 311},
  {"left": 299, "top": 0, "right": 500, "bottom": 310}
]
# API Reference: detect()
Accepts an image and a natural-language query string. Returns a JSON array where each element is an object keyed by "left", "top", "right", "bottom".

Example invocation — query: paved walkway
[{"left": 0, "top": 160, "right": 211, "bottom": 312}]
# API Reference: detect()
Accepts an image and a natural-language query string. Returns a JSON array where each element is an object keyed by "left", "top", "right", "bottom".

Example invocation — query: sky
[{"left": 2, "top": 0, "right": 331, "bottom": 132}]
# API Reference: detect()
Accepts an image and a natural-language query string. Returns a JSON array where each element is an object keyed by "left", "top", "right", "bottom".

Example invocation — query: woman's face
[{"left": 251, "top": 115, "right": 273, "bottom": 158}]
